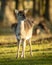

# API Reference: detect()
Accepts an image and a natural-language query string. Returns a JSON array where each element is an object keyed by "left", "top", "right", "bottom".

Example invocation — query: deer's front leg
[
  {"left": 21, "top": 39, "right": 26, "bottom": 58},
  {"left": 29, "top": 39, "right": 33, "bottom": 56},
  {"left": 16, "top": 40, "right": 21, "bottom": 58}
]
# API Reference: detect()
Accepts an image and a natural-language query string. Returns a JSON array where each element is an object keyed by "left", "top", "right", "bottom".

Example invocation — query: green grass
[{"left": 0, "top": 43, "right": 52, "bottom": 65}]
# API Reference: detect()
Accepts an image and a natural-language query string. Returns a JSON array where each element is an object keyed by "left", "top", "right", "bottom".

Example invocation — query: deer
[{"left": 12, "top": 9, "right": 50, "bottom": 58}]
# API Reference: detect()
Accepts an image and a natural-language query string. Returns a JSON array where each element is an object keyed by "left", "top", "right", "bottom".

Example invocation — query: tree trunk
[
  {"left": 15, "top": 0, "right": 19, "bottom": 9},
  {"left": 33, "top": 0, "right": 40, "bottom": 17},
  {"left": 0, "top": 0, "right": 6, "bottom": 21},
  {"left": 44, "top": 0, "right": 49, "bottom": 21},
  {"left": 49, "top": 0, "right": 52, "bottom": 22}
]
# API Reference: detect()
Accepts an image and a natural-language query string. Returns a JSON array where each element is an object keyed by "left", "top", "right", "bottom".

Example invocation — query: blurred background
[
  {"left": 0, "top": 1, "right": 52, "bottom": 65},
  {"left": 0, "top": 0, "right": 52, "bottom": 44}
]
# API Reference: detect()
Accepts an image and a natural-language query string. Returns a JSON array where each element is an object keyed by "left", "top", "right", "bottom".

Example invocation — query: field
[{"left": 0, "top": 42, "right": 52, "bottom": 65}]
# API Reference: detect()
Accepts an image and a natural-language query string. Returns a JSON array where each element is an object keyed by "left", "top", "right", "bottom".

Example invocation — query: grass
[{"left": 0, "top": 43, "right": 52, "bottom": 65}]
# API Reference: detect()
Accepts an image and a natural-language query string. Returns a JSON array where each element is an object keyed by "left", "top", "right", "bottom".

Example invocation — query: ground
[{"left": 0, "top": 42, "right": 52, "bottom": 65}]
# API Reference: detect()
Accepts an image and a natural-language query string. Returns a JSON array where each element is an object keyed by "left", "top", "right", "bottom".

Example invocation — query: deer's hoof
[
  {"left": 21, "top": 54, "right": 25, "bottom": 58},
  {"left": 16, "top": 55, "right": 19, "bottom": 59}
]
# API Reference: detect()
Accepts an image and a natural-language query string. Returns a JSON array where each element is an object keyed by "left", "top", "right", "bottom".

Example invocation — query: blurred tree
[
  {"left": 0, "top": 0, "right": 50, "bottom": 23},
  {"left": 44, "top": 0, "right": 49, "bottom": 21},
  {"left": 33, "top": 0, "right": 40, "bottom": 17},
  {"left": 15, "top": 0, "right": 19, "bottom": 9},
  {"left": 0, "top": 0, "right": 6, "bottom": 21},
  {"left": 0, "top": 0, "right": 1, "bottom": 10},
  {"left": 33, "top": 0, "right": 49, "bottom": 21},
  {"left": 4, "top": 0, "right": 17, "bottom": 26},
  {"left": 49, "top": 0, "right": 52, "bottom": 22}
]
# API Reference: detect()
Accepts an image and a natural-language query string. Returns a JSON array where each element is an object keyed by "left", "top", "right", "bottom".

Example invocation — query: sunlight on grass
[{"left": 0, "top": 43, "right": 52, "bottom": 65}]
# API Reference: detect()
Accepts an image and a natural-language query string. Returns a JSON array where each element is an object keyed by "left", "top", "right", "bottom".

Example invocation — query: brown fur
[{"left": 24, "top": 17, "right": 34, "bottom": 32}]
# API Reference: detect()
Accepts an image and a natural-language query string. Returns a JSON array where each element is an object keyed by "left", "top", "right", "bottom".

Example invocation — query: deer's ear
[
  {"left": 24, "top": 9, "right": 29, "bottom": 14},
  {"left": 15, "top": 9, "right": 18, "bottom": 14}
]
